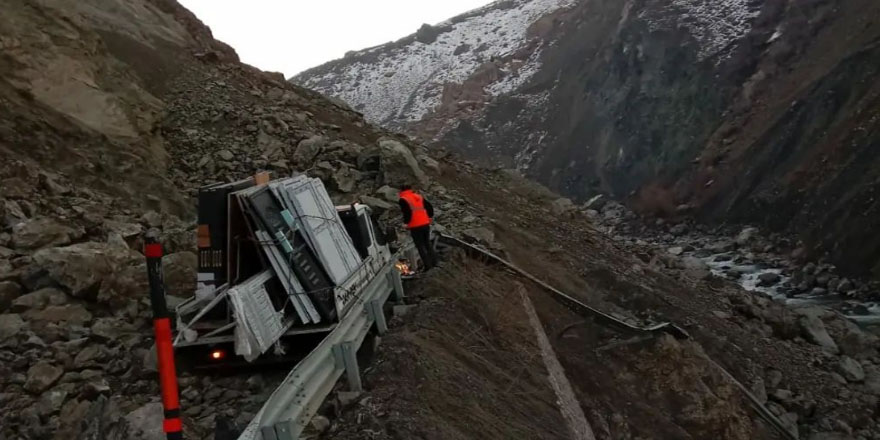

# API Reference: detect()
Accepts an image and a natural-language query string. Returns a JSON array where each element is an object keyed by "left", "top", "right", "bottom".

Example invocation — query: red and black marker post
[{"left": 145, "top": 232, "right": 184, "bottom": 440}]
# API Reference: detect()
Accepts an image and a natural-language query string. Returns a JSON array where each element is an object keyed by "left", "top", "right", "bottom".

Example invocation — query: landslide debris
[{"left": 0, "top": 0, "right": 441, "bottom": 438}]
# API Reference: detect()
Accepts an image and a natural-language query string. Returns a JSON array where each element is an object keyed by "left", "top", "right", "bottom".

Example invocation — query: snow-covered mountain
[
  {"left": 295, "top": 0, "right": 575, "bottom": 130},
  {"left": 297, "top": 0, "right": 880, "bottom": 279}
]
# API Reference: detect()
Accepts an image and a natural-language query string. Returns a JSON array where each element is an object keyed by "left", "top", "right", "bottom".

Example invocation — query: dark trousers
[{"left": 410, "top": 225, "right": 438, "bottom": 270}]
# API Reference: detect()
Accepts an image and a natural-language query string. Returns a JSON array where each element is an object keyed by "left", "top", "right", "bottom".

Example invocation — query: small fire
[{"left": 395, "top": 260, "right": 415, "bottom": 276}]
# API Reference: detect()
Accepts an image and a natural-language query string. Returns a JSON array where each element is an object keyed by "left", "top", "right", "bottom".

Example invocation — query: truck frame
[{"left": 171, "top": 173, "right": 405, "bottom": 366}]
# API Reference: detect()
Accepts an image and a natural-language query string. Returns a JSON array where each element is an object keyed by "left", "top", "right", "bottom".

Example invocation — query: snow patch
[
  {"left": 641, "top": 0, "right": 762, "bottom": 60},
  {"left": 298, "top": 0, "right": 574, "bottom": 126}
]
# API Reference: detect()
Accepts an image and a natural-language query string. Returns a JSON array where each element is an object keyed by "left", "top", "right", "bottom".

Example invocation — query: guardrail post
[
  {"left": 333, "top": 342, "right": 363, "bottom": 392},
  {"left": 387, "top": 269, "right": 404, "bottom": 303},
  {"left": 367, "top": 299, "right": 388, "bottom": 335},
  {"left": 259, "top": 426, "right": 279, "bottom": 440},
  {"left": 144, "top": 232, "right": 184, "bottom": 440},
  {"left": 260, "top": 422, "right": 294, "bottom": 440}
]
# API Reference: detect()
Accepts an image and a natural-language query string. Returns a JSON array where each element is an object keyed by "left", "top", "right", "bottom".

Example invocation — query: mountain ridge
[{"left": 296, "top": 0, "right": 880, "bottom": 278}]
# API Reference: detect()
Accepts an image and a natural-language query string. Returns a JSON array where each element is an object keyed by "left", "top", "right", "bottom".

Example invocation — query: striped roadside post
[{"left": 144, "top": 232, "right": 184, "bottom": 440}]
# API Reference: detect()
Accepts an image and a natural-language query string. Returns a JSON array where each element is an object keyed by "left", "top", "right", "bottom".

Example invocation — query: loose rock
[
  {"left": 837, "top": 356, "right": 865, "bottom": 382},
  {"left": 11, "top": 217, "right": 74, "bottom": 250},
  {"left": 0, "top": 313, "right": 25, "bottom": 339},
  {"left": 796, "top": 309, "right": 839, "bottom": 353},
  {"left": 24, "top": 362, "right": 64, "bottom": 394}
]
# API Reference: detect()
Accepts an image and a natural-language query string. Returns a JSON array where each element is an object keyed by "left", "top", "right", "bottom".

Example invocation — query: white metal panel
[
  {"left": 283, "top": 178, "right": 362, "bottom": 285},
  {"left": 227, "top": 274, "right": 285, "bottom": 357},
  {"left": 254, "top": 230, "right": 321, "bottom": 324}
]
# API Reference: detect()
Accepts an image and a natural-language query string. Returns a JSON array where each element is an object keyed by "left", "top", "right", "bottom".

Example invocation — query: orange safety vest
[{"left": 399, "top": 190, "right": 431, "bottom": 229}]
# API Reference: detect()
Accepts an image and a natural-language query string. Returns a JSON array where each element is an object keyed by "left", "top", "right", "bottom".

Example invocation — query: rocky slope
[
  {"left": 2, "top": 1, "right": 879, "bottom": 440},
  {"left": 295, "top": 0, "right": 880, "bottom": 280},
  {"left": 0, "top": 0, "right": 440, "bottom": 438}
]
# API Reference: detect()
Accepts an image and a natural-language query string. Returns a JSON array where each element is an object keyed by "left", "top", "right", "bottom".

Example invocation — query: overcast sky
[{"left": 178, "top": 1, "right": 494, "bottom": 77}]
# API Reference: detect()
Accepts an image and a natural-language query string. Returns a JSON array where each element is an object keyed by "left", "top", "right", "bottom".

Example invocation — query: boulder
[
  {"left": 124, "top": 402, "right": 165, "bottom": 440},
  {"left": 377, "top": 138, "right": 427, "bottom": 187},
  {"left": 0, "top": 313, "right": 25, "bottom": 339},
  {"left": 681, "top": 257, "right": 712, "bottom": 280},
  {"left": 257, "top": 131, "right": 286, "bottom": 158},
  {"left": 735, "top": 227, "right": 759, "bottom": 246},
  {"left": 74, "top": 345, "right": 104, "bottom": 369},
  {"left": 359, "top": 196, "right": 394, "bottom": 212},
  {"left": 837, "top": 356, "right": 865, "bottom": 382},
  {"left": 550, "top": 198, "right": 575, "bottom": 216},
  {"left": 11, "top": 218, "right": 74, "bottom": 250},
  {"left": 140, "top": 211, "right": 163, "bottom": 228},
  {"left": 356, "top": 145, "right": 382, "bottom": 172},
  {"left": 11, "top": 287, "right": 67, "bottom": 311},
  {"left": 216, "top": 149, "right": 235, "bottom": 161},
  {"left": 39, "top": 172, "right": 71, "bottom": 195},
  {"left": 417, "top": 155, "right": 441, "bottom": 174},
  {"left": 32, "top": 242, "right": 141, "bottom": 298},
  {"left": 162, "top": 252, "right": 197, "bottom": 297},
  {"left": 1, "top": 199, "right": 28, "bottom": 228},
  {"left": 758, "top": 272, "right": 782, "bottom": 287},
  {"left": 37, "top": 389, "right": 69, "bottom": 417},
  {"left": 837, "top": 328, "right": 878, "bottom": 358},
  {"left": 376, "top": 186, "right": 399, "bottom": 203},
  {"left": 331, "top": 166, "right": 361, "bottom": 193},
  {"left": 0, "top": 258, "right": 14, "bottom": 280},
  {"left": 293, "top": 135, "right": 326, "bottom": 165},
  {"left": 24, "top": 362, "right": 64, "bottom": 394},
  {"left": 0, "top": 280, "right": 22, "bottom": 309},
  {"left": 327, "top": 140, "right": 364, "bottom": 162},
  {"left": 89, "top": 317, "right": 135, "bottom": 342},
  {"left": 669, "top": 223, "right": 688, "bottom": 236},
  {"left": 1, "top": 177, "right": 32, "bottom": 199},
  {"left": 796, "top": 308, "right": 839, "bottom": 353},
  {"left": 311, "top": 415, "right": 331, "bottom": 433},
  {"left": 668, "top": 247, "right": 684, "bottom": 256},
  {"left": 102, "top": 220, "right": 143, "bottom": 242},
  {"left": 97, "top": 260, "right": 150, "bottom": 308},
  {"left": 705, "top": 241, "right": 736, "bottom": 253},
  {"left": 24, "top": 304, "right": 92, "bottom": 325}
]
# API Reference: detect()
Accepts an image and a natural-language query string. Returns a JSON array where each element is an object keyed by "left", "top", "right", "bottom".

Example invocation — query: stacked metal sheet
[{"left": 229, "top": 176, "right": 363, "bottom": 334}]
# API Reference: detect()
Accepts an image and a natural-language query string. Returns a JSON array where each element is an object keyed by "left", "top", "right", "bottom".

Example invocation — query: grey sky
[{"left": 178, "top": 0, "right": 495, "bottom": 77}]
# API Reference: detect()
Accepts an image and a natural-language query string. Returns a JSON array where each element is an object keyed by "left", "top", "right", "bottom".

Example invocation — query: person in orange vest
[{"left": 398, "top": 184, "right": 438, "bottom": 270}]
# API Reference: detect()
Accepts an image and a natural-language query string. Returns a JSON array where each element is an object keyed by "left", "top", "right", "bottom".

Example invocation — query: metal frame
[{"left": 237, "top": 250, "right": 406, "bottom": 440}]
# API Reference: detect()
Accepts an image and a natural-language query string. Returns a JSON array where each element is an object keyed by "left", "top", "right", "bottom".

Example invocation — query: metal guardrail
[
  {"left": 439, "top": 234, "right": 799, "bottom": 440},
  {"left": 236, "top": 252, "right": 406, "bottom": 440},
  {"left": 437, "top": 234, "right": 689, "bottom": 340}
]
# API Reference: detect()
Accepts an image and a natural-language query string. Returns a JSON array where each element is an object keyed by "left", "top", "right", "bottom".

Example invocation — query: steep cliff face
[{"left": 296, "top": 0, "right": 880, "bottom": 277}]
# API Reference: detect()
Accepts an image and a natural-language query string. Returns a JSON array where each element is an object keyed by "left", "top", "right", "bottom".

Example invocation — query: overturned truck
[{"left": 172, "top": 173, "right": 406, "bottom": 365}]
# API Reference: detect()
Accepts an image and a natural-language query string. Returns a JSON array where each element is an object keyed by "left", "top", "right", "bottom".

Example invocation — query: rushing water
[{"left": 699, "top": 252, "right": 880, "bottom": 325}]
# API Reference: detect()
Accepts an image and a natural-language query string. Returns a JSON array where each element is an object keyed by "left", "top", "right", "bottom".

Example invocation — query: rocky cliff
[{"left": 295, "top": 0, "right": 880, "bottom": 278}]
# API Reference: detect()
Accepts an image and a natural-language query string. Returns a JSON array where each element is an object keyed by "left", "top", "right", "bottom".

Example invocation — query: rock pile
[
  {"left": 0, "top": 0, "right": 452, "bottom": 438},
  {"left": 580, "top": 197, "right": 880, "bottom": 439},
  {"left": 588, "top": 199, "right": 880, "bottom": 312}
]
